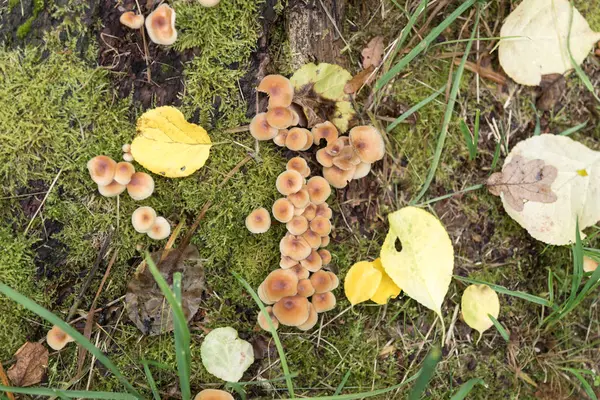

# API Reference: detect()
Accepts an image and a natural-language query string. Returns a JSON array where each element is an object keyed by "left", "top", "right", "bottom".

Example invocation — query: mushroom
[
  {"left": 280, "top": 255, "right": 298, "bottom": 269},
  {"left": 290, "top": 108, "right": 300, "bottom": 126},
  {"left": 332, "top": 146, "right": 361, "bottom": 171},
  {"left": 584, "top": 256, "right": 598, "bottom": 272},
  {"left": 120, "top": 11, "right": 144, "bottom": 29},
  {"left": 300, "top": 129, "right": 314, "bottom": 151},
  {"left": 131, "top": 206, "right": 157, "bottom": 233},
  {"left": 87, "top": 155, "right": 117, "bottom": 186},
  {"left": 293, "top": 206, "right": 307, "bottom": 216},
  {"left": 325, "top": 138, "right": 345, "bottom": 156},
  {"left": 286, "top": 157, "right": 310, "bottom": 178},
  {"left": 197, "top": 0, "right": 221, "bottom": 6},
  {"left": 289, "top": 263, "right": 310, "bottom": 280},
  {"left": 321, "top": 235, "right": 331, "bottom": 247},
  {"left": 301, "top": 229, "right": 322, "bottom": 249},
  {"left": 250, "top": 112, "right": 278, "bottom": 140},
  {"left": 114, "top": 161, "right": 136, "bottom": 185},
  {"left": 266, "top": 107, "right": 294, "bottom": 129},
  {"left": 315, "top": 203, "right": 332, "bottom": 219},
  {"left": 98, "top": 181, "right": 126, "bottom": 197},
  {"left": 246, "top": 207, "right": 271, "bottom": 234},
  {"left": 312, "top": 121, "right": 339, "bottom": 145},
  {"left": 297, "top": 279, "right": 315, "bottom": 297},
  {"left": 300, "top": 249, "right": 322, "bottom": 272},
  {"left": 258, "top": 283, "right": 275, "bottom": 305},
  {"left": 46, "top": 325, "right": 75, "bottom": 350},
  {"left": 147, "top": 216, "right": 171, "bottom": 240},
  {"left": 297, "top": 303, "right": 318, "bottom": 331},
  {"left": 316, "top": 148, "right": 334, "bottom": 168},
  {"left": 302, "top": 203, "right": 317, "bottom": 221},
  {"left": 353, "top": 162, "right": 372, "bottom": 179},
  {"left": 257, "top": 306, "right": 279, "bottom": 331},
  {"left": 306, "top": 176, "right": 331, "bottom": 205},
  {"left": 310, "top": 270, "right": 334, "bottom": 293},
  {"left": 257, "top": 75, "right": 294, "bottom": 108},
  {"left": 273, "top": 296, "right": 310, "bottom": 327},
  {"left": 349, "top": 125, "right": 385, "bottom": 163},
  {"left": 123, "top": 152, "right": 134, "bottom": 162},
  {"left": 285, "top": 128, "right": 310, "bottom": 151},
  {"left": 262, "top": 269, "right": 298, "bottom": 302},
  {"left": 145, "top": 4, "right": 177, "bottom": 46},
  {"left": 273, "top": 129, "right": 288, "bottom": 147},
  {"left": 310, "top": 216, "right": 332, "bottom": 236},
  {"left": 287, "top": 187, "right": 310, "bottom": 209},
  {"left": 122, "top": 143, "right": 131, "bottom": 153},
  {"left": 286, "top": 215, "right": 309, "bottom": 236},
  {"left": 127, "top": 172, "right": 155, "bottom": 200},
  {"left": 327, "top": 271, "right": 340, "bottom": 290},
  {"left": 323, "top": 165, "right": 355, "bottom": 189},
  {"left": 272, "top": 198, "right": 295, "bottom": 223},
  {"left": 279, "top": 234, "right": 312, "bottom": 261},
  {"left": 276, "top": 170, "right": 304, "bottom": 196},
  {"left": 318, "top": 249, "right": 332, "bottom": 265},
  {"left": 312, "top": 291, "right": 336, "bottom": 313},
  {"left": 194, "top": 389, "right": 234, "bottom": 400}
]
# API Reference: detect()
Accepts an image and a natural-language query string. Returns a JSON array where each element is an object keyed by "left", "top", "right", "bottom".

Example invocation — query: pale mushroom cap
[
  {"left": 273, "top": 129, "right": 288, "bottom": 146},
  {"left": 285, "top": 128, "right": 310, "bottom": 151},
  {"left": 289, "top": 264, "right": 310, "bottom": 280},
  {"left": 287, "top": 188, "right": 310, "bottom": 209},
  {"left": 98, "top": 181, "right": 126, "bottom": 197},
  {"left": 258, "top": 283, "right": 275, "bottom": 305},
  {"left": 300, "top": 129, "right": 314, "bottom": 151},
  {"left": 290, "top": 108, "right": 300, "bottom": 126},
  {"left": 276, "top": 170, "right": 304, "bottom": 196},
  {"left": 145, "top": 4, "right": 177, "bottom": 46},
  {"left": 302, "top": 203, "right": 317, "bottom": 221},
  {"left": 286, "top": 215, "right": 309, "bottom": 236},
  {"left": 263, "top": 269, "right": 299, "bottom": 301},
  {"left": 87, "top": 155, "right": 117, "bottom": 186},
  {"left": 583, "top": 256, "right": 598, "bottom": 273},
  {"left": 127, "top": 172, "right": 155, "bottom": 200},
  {"left": 310, "top": 270, "right": 334, "bottom": 293},
  {"left": 286, "top": 157, "right": 310, "bottom": 178},
  {"left": 197, "top": 0, "right": 221, "bottom": 6},
  {"left": 123, "top": 152, "right": 134, "bottom": 162},
  {"left": 47, "top": 325, "right": 74, "bottom": 350},
  {"left": 257, "top": 75, "right": 294, "bottom": 108},
  {"left": 301, "top": 229, "right": 322, "bottom": 249},
  {"left": 147, "top": 216, "right": 171, "bottom": 240},
  {"left": 310, "top": 216, "right": 332, "bottom": 236},
  {"left": 246, "top": 207, "right": 271, "bottom": 234},
  {"left": 312, "top": 291, "right": 336, "bottom": 313},
  {"left": 120, "top": 11, "right": 145, "bottom": 29},
  {"left": 272, "top": 198, "right": 295, "bottom": 223},
  {"left": 297, "top": 279, "right": 315, "bottom": 297},
  {"left": 280, "top": 255, "right": 298, "bottom": 269},
  {"left": 306, "top": 176, "right": 331, "bottom": 205},
  {"left": 250, "top": 112, "right": 278, "bottom": 140},
  {"left": 293, "top": 206, "right": 307, "bottom": 216},
  {"left": 131, "top": 206, "right": 157, "bottom": 233},
  {"left": 122, "top": 143, "right": 131, "bottom": 153},
  {"left": 312, "top": 121, "right": 339, "bottom": 145},
  {"left": 318, "top": 249, "right": 332, "bottom": 265},
  {"left": 273, "top": 296, "right": 310, "bottom": 326},
  {"left": 257, "top": 306, "right": 279, "bottom": 331},
  {"left": 349, "top": 125, "right": 385, "bottom": 163},
  {"left": 325, "top": 138, "right": 345, "bottom": 156},
  {"left": 323, "top": 165, "right": 355, "bottom": 189},
  {"left": 320, "top": 235, "right": 331, "bottom": 247},
  {"left": 266, "top": 107, "right": 294, "bottom": 129},
  {"left": 300, "top": 249, "right": 323, "bottom": 272},
  {"left": 316, "top": 148, "right": 334, "bottom": 168},
  {"left": 353, "top": 162, "right": 372, "bottom": 179},
  {"left": 194, "top": 389, "right": 234, "bottom": 400},
  {"left": 114, "top": 161, "right": 136, "bottom": 185},
  {"left": 297, "top": 303, "right": 318, "bottom": 331},
  {"left": 316, "top": 203, "right": 333, "bottom": 219},
  {"left": 333, "top": 146, "right": 361, "bottom": 171},
  {"left": 327, "top": 272, "right": 340, "bottom": 290},
  {"left": 280, "top": 234, "right": 312, "bottom": 261}
]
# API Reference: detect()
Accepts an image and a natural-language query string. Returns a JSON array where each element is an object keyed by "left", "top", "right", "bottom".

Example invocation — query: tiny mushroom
[
  {"left": 320, "top": 235, "right": 331, "bottom": 247},
  {"left": 318, "top": 249, "right": 332, "bottom": 265},
  {"left": 246, "top": 207, "right": 271, "bottom": 234},
  {"left": 276, "top": 169, "right": 304, "bottom": 196},
  {"left": 297, "top": 303, "right": 318, "bottom": 331},
  {"left": 316, "top": 203, "right": 333, "bottom": 219},
  {"left": 262, "top": 269, "right": 298, "bottom": 302},
  {"left": 333, "top": 146, "right": 361, "bottom": 171},
  {"left": 127, "top": 172, "right": 155, "bottom": 200},
  {"left": 310, "top": 270, "right": 334, "bottom": 293},
  {"left": 114, "top": 161, "right": 136, "bottom": 185},
  {"left": 327, "top": 272, "right": 340, "bottom": 290},
  {"left": 300, "top": 249, "right": 322, "bottom": 272},
  {"left": 194, "top": 389, "right": 234, "bottom": 400},
  {"left": 87, "top": 155, "right": 117, "bottom": 186},
  {"left": 297, "top": 279, "right": 315, "bottom": 297},
  {"left": 285, "top": 128, "right": 310, "bottom": 151},
  {"left": 302, "top": 203, "right": 317, "bottom": 221},
  {"left": 288, "top": 187, "right": 310, "bottom": 209},
  {"left": 273, "top": 296, "right": 310, "bottom": 326},
  {"left": 300, "top": 129, "right": 314, "bottom": 151},
  {"left": 123, "top": 152, "right": 134, "bottom": 162},
  {"left": 250, "top": 112, "right": 278, "bottom": 140},
  {"left": 306, "top": 176, "right": 331, "bottom": 205},
  {"left": 312, "top": 291, "right": 336, "bottom": 313},
  {"left": 266, "top": 107, "right": 295, "bottom": 129},
  {"left": 280, "top": 234, "right": 312, "bottom": 261},
  {"left": 122, "top": 143, "right": 131, "bottom": 153},
  {"left": 289, "top": 263, "right": 310, "bottom": 280},
  {"left": 147, "top": 216, "right": 171, "bottom": 240},
  {"left": 316, "top": 148, "right": 334, "bottom": 168},
  {"left": 310, "top": 216, "right": 332, "bottom": 236},
  {"left": 257, "top": 306, "right": 280, "bottom": 331},
  {"left": 323, "top": 165, "right": 355, "bottom": 189},
  {"left": 257, "top": 75, "right": 294, "bottom": 108},
  {"left": 286, "top": 215, "right": 309, "bottom": 236},
  {"left": 280, "top": 255, "right": 298, "bottom": 269},
  {"left": 353, "top": 162, "right": 372, "bottom": 179},
  {"left": 145, "top": 4, "right": 177, "bottom": 46},
  {"left": 286, "top": 157, "right": 310, "bottom": 178},
  {"left": 273, "top": 129, "right": 288, "bottom": 147},
  {"left": 98, "top": 181, "right": 126, "bottom": 197},
  {"left": 46, "top": 325, "right": 75, "bottom": 350},
  {"left": 349, "top": 125, "right": 386, "bottom": 163},
  {"left": 258, "top": 283, "right": 275, "bottom": 305},
  {"left": 312, "top": 121, "right": 339, "bottom": 145},
  {"left": 131, "top": 206, "right": 157, "bottom": 233},
  {"left": 301, "top": 229, "right": 322, "bottom": 249},
  {"left": 272, "top": 198, "right": 295, "bottom": 223},
  {"left": 120, "top": 11, "right": 144, "bottom": 29}
]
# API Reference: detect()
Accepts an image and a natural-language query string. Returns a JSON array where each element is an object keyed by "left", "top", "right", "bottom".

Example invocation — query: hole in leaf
[{"left": 394, "top": 237, "right": 402, "bottom": 252}]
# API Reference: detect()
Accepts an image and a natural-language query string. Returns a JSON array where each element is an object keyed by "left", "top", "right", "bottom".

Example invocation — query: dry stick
[
  {"left": 159, "top": 219, "right": 186, "bottom": 262},
  {"left": 134, "top": 0, "right": 152, "bottom": 82},
  {"left": 0, "top": 361, "right": 15, "bottom": 400},
  {"left": 223, "top": 125, "right": 250, "bottom": 134},
  {"left": 68, "top": 295, "right": 126, "bottom": 326},
  {"left": 24, "top": 169, "right": 62, "bottom": 235}
]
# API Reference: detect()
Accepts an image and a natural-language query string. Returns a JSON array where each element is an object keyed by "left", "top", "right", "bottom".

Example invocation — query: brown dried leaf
[
  {"left": 536, "top": 73, "right": 566, "bottom": 111},
  {"left": 362, "top": 36, "right": 384, "bottom": 69},
  {"left": 7, "top": 342, "right": 48, "bottom": 387},
  {"left": 125, "top": 245, "right": 205, "bottom": 336},
  {"left": 457, "top": 60, "right": 507, "bottom": 85},
  {"left": 487, "top": 155, "right": 558, "bottom": 212},
  {"left": 344, "top": 66, "right": 376, "bottom": 94}
]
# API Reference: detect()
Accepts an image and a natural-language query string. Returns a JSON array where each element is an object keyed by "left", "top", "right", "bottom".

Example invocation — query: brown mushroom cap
[
  {"left": 246, "top": 207, "right": 271, "bottom": 234},
  {"left": 145, "top": 4, "right": 177, "bottom": 45},
  {"left": 353, "top": 162, "right": 372, "bottom": 179},
  {"left": 257, "top": 306, "right": 280, "bottom": 331},
  {"left": 46, "top": 325, "right": 75, "bottom": 350},
  {"left": 316, "top": 148, "right": 334, "bottom": 168},
  {"left": 280, "top": 255, "right": 298, "bottom": 269},
  {"left": 290, "top": 108, "right": 300, "bottom": 126},
  {"left": 194, "top": 389, "right": 234, "bottom": 400},
  {"left": 273, "top": 129, "right": 288, "bottom": 147},
  {"left": 276, "top": 170, "right": 304, "bottom": 196},
  {"left": 280, "top": 234, "right": 312, "bottom": 261},
  {"left": 266, "top": 107, "right": 294, "bottom": 129},
  {"left": 325, "top": 138, "right": 345, "bottom": 156},
  {"left": 301, "top": 229, "right": 322, "bottom": 249},
  {"left": 293, "top": 206, "right": 307, "bottom": 216},
  {"left": 310, "top": 270, "right": 334, "bottom": 293},
  {"left": 315, "top": 203, "right": 333, "bottom": 219},
  {"left": 127, "top": 172, "right": 155, "bottom": 200},
  {"left": 285, "top": 128, "right": 310, "bottom": 151},
  {"left": 257, "top": 75, "right": 294, "bottom": 108},
  {"left": 120, "top": 11, "right": 144, "bottom": 29},
  {"left": 310, "top": 216, "right": 332, "bottom": 236},
  {"left": 286, "top": 157, "right": 310, "bottom": 178},
  {"left": 318, "top": 248, "right": 332, "bottom": 264},
  {"left": 332, "top": 146, "right": 361, "bottom": 171},
  {"left": 321, "top": 235, "right": 331, "bottom": 247},
  {"left": 262, "top": 269, "right": 299, "bottom": 302},
  {"left": 297, "top": 303, "right": 318, "bottom": 331},
  {"left": 306, "top": 176, "right": 331, "bottom": 205},
  {"left": 312, "top": 121, "right": 339, "bottom": 145},
  {"left": 289, "top": 264, "right": 310, "bottom": 280},
  {"left": 114, "top": 161, "right": 136, "bottom": 185},
  {"left": 131, "top": 206, "right": 157, "bottom": 233},
  {"left": 147, "top": 216, "right": 171, "bottom": 240},
  {"left": 273, "top": 296, "right": 310, "bottom": 326},
  {"left": 323, "top": 165, "right": 355, "bottom": 189},
  {"left": 258, "top": 282, "right": 275, "bottom": 305},
  {"left": 98, "top": 181, "right": 126, "bottom": 197},
  {"left": 349, "top": 126, "right": 385, "bottom": 163},
  {"left": 300, "top": 129, "right": 314, "bottom": 151},
  {"left": 297, "top": 279, "right": 315, "bottom": 297},
  {"left": 302, "top": 203, "right": 317, "bottom": 221},
  {"left": 312, "top": 291, "right": 336, "bottom": 313},
  {"left": 286, "top": 215, "right": 309, "bottom": 236},
  {"left": 272, "top": 198, "right": 295, "bottom": 223},
  {"left": 87, "top": 155, "right": 117, "bottom": 186},
  {"left": 250, "top": 112, "right": 278, "bottom": 141},
  {"left": 327, "top": 272, "right": 340, "bottom": 290},
  {"left": 300, "top": 249, "right": 323, "bottom": 272},
  {"left": 288, "top": 187, "right": 310, "bottom": 209}
]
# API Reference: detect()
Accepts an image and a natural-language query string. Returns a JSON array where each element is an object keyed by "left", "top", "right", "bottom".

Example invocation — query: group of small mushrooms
[{"left": 247, "top": 74, "right": 386, "bottom": 331}]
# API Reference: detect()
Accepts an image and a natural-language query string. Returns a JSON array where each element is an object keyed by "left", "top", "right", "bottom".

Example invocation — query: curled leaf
[
  {"left": 361, "top": 36, "right": 385, "bottom": 69},
  {"left": 461, "top": 284, "right": 500, "bottom": 335},
  {"left": 201, "top": 327, "right": 254, "bottom": 382},
  {"left": 370, "top": 258, "right": 401, "bottom": 305},
  {"left": 7, "top": 342, "right": 48, "bottom": 387},
  {"left": 344, "top": 260, "right": 382, "bottom": 305}
]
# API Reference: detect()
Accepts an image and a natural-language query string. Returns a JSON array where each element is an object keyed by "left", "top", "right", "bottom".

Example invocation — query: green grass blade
[
  {"left": 334, "top": 371, "right": 352, "bottom": 396},
  {"left": 547, "top": 268, "right": 555, "bottom": 305},
  {"left": 559, "top": 121, "right": 588, "bottom": 136},
  {"left": 141, "top": 361, "right": 161, "bottom": 400},
  {"left": 488, "top": 314, "right": 509, "bottom": 342},
  {"left": 386, "top": 85, "right": 445, "bottom": 132},
  {"left": 411, "top": 5, "right": 480, "bottom": 204},
  {"left": 415, "top": 184, "right": 484, "bottom": 207},
  {"left": 473, "top": 109, "right": 480, "bottom": 147},
  {"left": 0, "top": 385, "right": 136, "bottom": 399},
  {"left": 490, "top": 140, "right": 502, "bottom": 171},
  {"left": 375, "top": 0, "right": 476, "bottom": 91},
  {"left": 384, "top": 0, "right": 429, "bottom": 71},
  {"left": 408, "top": 347, "right": 441, "bottom": 400},
  {"left": 568, "top": 2, "right": 600, "bottom": 103},
  {"left": 459, "top": 119, "right": 476, "bottom": 160},
  {"left": 563, "top": 368, "right": 598, "bottom": 400},
  {"left": 449, "top": 378, "right": 486, "bottom": 400},
  {"left": 568, "top": 221, "right": 584, "bottom": 305},
  {"left": 454, "top": 276, "right": 553, "bottom": 307},
  {"left": 0, "top": 283, "right": 140, "bottom": 398}
]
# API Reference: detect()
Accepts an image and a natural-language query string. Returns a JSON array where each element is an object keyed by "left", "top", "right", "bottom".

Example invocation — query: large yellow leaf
[
  {"left": 344, "top": 260, "right": 382, "bottom": 306},
  {"left": 131, "top": 106, "right": 212, "bottom": 178},
  {"left": 380, "top": 207, "right": 454, "bottom": 318},
  {"left": 461, "top": 284, "right": 500, "bottom": 335},
  {"left": 370, "top": 258, "right": 401, "bottom": 305}
]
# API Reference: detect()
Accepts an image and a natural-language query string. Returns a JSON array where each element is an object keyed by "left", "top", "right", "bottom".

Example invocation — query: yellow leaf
[
  {"left": 344, "top": 261, "right": 382, "bottom": 306},
  {"left": 380, "top": 207, "right": 454, "bottom": 318},
  {"left": 461, "top": 284, "right": 500, "bottom": 334},
  {"left": 370, "top": 258, "right": 401, "bottom": 305},
  {"left": 131, "top": 106, "right": 212, "bottom": 178}
]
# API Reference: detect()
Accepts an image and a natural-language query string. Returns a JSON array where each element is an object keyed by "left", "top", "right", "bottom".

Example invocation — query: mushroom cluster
[
  {"left": 132, "top": 206, "right": 171, "bottom": 240},
  {"left": 122, "top": 143, "right": 134, "bottom": 162},
  {"left": 87, "top": 155, "right": 154, "bottom": 200},
  {"left": 119, "top": 3, "right": 178, "bottom": 46}
]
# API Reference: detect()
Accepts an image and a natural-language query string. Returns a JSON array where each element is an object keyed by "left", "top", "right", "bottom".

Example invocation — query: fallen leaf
[
  {"left": 461, "top": 284, "right": 500, "bottom": 335},
  {"left": 487, "top": 155, "right": 558, "bottom": 212},
  {"left": 536, "top": 74, "right": 566, "bottom": 111},
  {"left": 370, "top": 258, "right": 401, "bottom": 305},
  {"left": 344, "top": 66, "right": 376, "bottom": 94},
  {"left": 457, "top": 60, "right": 507, "bottom": 85},
  {"left": 201, "top": 327, "right": 254, "bottom": 382},
  {"left": 125, "top": 245, "right": 205, "bottom": 335},
  {"left": 499, "top": 0, "right": 600, "bottom": 86},
  {"left": 380, "top": 207, "right": 454, "bottom": 318},
  {"left": 362, "top": 36, "right": 385, "bottom": 69},
  {"left": 7, "top": 342, "right": 48, "bottom": 387},
  {"left": 344, "top": 260, "right": 382, "bottom": 305},
  {"left": 131, "top": 106, "right": 212, "bottom": 178},
  {"left": 490, "top": 135, "right": 600, "bottom": 245}
]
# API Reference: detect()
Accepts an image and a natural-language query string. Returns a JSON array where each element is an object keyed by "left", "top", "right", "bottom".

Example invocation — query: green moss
[{"left": 15, "top": 0, "right": 44, "bottom": 39}]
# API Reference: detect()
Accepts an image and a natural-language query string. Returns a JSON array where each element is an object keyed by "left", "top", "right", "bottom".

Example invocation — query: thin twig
[
  {"left": 24, "top": 169, "right": 62, "bottom": 235},
  {"left": 0, "top": 361, "right": 15, "bottom": 400}
]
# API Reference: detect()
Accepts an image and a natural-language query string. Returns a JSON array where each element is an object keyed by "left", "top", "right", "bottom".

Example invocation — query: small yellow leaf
[
  {"left": 370, "top": 258, "right": 401, "bottom": 305},
  {"left": 461, "top": 284, "right": 500, "bottom": 334},
  {"left": 131, "top": 106, "right": 212, "bottom": 178},
  {"left": 344, "top": 261, "right": 382, "bottom": 305}
]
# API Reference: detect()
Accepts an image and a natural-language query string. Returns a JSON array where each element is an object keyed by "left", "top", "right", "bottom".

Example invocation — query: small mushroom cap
[
  {"left": 293, "top": 206, "right": 307, "bottom": 216},
  {"left": 318, "top": 249, "right": 332, "bottom": 265},
  {"left": 301, "top": 229, "right": 322, "bottom": 249},
  {"left": 250, "top": 112, "right": 278, "bottom": 140},
  {"left": 47, "top": 325, "right": 74, "bottom": 350},
  {"left": 246, "top": 207, "right": 271, "bottom": 234},
  {"left": 263, "top": 269, "right": 299, "bottom": 301},
  {"left": 583, "top": 256, "right": 598, "bottom": 272},
  {"left": 273, "top": 296, "right": 310, "bottom": 327},
  {"left": 98, "top": 181, "right": 127, "bottom": 197},
  {"left": 197, "top": 0, "right": 221, "bottom": 6},
  {"left": 289, "top": 263, "right": 310, "bottom": 280},
  {"left": 297, "top": 279, "right": 315, "bottom": 297},
  {"left": 257, "top": 75, "right": 294, "bottom": 108},
  {"left": 325, "top": 138, "right": 345, "bottom": 156},
  {"left": 323, "top": 165, "right": 355, "bottom": 189},
  {"left": 276, "top": 170, "right": 304, "bottom": 196},
  {"left": 290, "top": 108, "right": 300, "bottom": 126},
  {"left": 122, "top": 143, "right": 131, "bottom": 153},
  {"left": 123, "top": 152, "right": 134, "bottom": 162},
  {"left": 306, "top": 176, "right": 331, "bottom": 205},
  {"left": 266, "top": 107, "right": 294, "bottom": 129},
  {"left": 114, "top": 161, "right": 136, "bottom": 185},
  {"left": 310, "top": 216, "right": 332, "bottom": 236},
  {"left": 312, "top": 291, "right": 336, "bottom": 313},
  {"left": 194, "top": 389, "right": 234, "bottom": 400},
  {"left": 349, "top": 125, "right": 385, "bottom": 163},
  {"left": 286, "top": 215, "right": 309, "bottom": 236},
  {"left": 312, "top": 121, "right": 339, "bottom": 145},
  {"left": 273, "top": 129, "right": 288, "bottom": 147},
  {"left": 297, "top": 303, "right": 318, "bottom": 331},
  {"left": 288, "top": 187, "right": 310, "bottom": 209},
  {"left": 286, "top": 157, "right": 310, "bottom": 178},
  {"left": 272, "top": 198, "right": 295, "bottom": 223},
  {"left": 258, "top": 282, "right": 275, "bottom": 305},
  {"left": 145, "top": 4, "right": 177, "bottom": 45},
  {"left": 120, "top": 11, "right": 145, "bottom": 29},
  {"left": 300, "top": 129, "right": 314, "bottom": 151},
  {"left": 320, "top": 235, "right": 331, "bottom": 247},
  {"left": 257, "top": 306, "right": 279, "bottom": 331},
  {"left": 333, "top": 146, "right": 361, "bottom": 171},
  {"left": 280, "top": 255, "right": 298, "bottom": 269},
  {"left": 87, "top": 155, "right": 117, "bottom": 186},
  {"left": 285, "top": 128, "right": 310, "bottom": 151},
  {"left": 127, "top": 172, "right": 155, "bottom": 200},
  {"left": 353, "top": 162, "right": 372, "bottom": 179},
  {"left": 327, "top": 272, "right": 340, "bottom": 290},
  {"left": 131, "top": 206, "right": 157, "bottom": 233},
  {"left": 310, "top": 270, "right": 334, "bottom": 293},
  {"left": 280, "top": 234, "right": 312, "bottom": 261},
  {"left": 316, "top": 148, "right": 334, "bottom": 167},
  {"left": 300, "top": 249, "right": 323, "bottom": 272},
  {"left": 147, "top": 216, "right": 171, "bottom": 240},
  {"left": 302, "top": 203, "right": 317, "bottom": 221},
  {"left": 316, "top": 203, "right": 333, "bottom": 219}
]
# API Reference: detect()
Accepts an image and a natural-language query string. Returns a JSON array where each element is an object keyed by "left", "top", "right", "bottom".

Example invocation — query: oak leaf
[
  {"left": 7, "top": 342, "right": 48, "bottom": 387},
  {"left": 362, "top": 36, "right": 384, "bottom": 69}
]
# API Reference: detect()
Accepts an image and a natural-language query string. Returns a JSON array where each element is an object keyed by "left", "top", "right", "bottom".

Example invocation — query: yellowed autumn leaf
[
  {"left": 461, "top": 284, "right": 500, "bottom": 335},
  {"left": 131, "top": 106, "right": 212, "bottom": 178},
  {"left": 370, "top": 258, "right": 401, "bottom": 305},
  {"left": 344, "top": 260, "right": 382, "bottom": 305}
]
